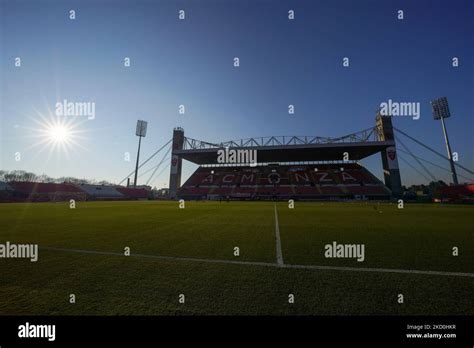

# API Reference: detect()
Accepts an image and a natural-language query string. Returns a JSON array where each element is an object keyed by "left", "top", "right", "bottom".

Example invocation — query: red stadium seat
[{"left": 178, "top": 163, "right": 390, "bottom": 199}]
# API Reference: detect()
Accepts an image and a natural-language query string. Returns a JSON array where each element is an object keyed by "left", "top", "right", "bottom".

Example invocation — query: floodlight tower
[
  {"left": 169, "top": 127, "right": 184, "bottom": 199},
  {"left": 430, "top": 97, "right": 458, "bottom": 185},
  {"left": 133, "top": 120, "right": 148, "bottom": 188}
]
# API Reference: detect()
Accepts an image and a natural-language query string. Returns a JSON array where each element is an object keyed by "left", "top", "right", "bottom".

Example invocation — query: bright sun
[
  {"left": 26, "top": 111, "right": 86, "bottom": 159},
  {"left": 46, "top": 124, "right": 71, "bottom": 143}
]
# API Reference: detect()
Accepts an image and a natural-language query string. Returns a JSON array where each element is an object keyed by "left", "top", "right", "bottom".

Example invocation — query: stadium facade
[{"left": 169, "top": 113, "right": 403, "bottom": 200}]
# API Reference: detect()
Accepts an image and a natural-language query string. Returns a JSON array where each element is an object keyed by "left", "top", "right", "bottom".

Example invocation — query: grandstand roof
[{"left": 175, "top": 140, "right": 395, "bottom": 165}]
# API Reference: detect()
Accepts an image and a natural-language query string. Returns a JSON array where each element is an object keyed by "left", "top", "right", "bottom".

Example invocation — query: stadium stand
[
  {"left": 76, "top": 184, "right": 124, "bottom": 200},
  {"left": 0, "top": 181, "right": 151, "bottom": 202},
  {"left": 116, "top": 187, "right": 149, "bottom": 200},
  {"left": 178, "top": 163, "right": 391, "bottom": 200},
  {"left": 8, "top": 182, "right": 87, "bottom": 202},
  {"left": 434, "top": 184, "right": 474, "bottom": 203}
]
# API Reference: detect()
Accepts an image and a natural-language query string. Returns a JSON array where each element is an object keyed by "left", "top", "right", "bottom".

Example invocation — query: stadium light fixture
[
  {"left": 430, "top": 97, "right": 458, "bottom": 185},
  {"left": 133, "top": 120, "right": 148, "bottom": 188}
]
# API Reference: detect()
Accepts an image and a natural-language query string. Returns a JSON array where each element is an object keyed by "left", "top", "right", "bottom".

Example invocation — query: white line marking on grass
[
  {"left": 280, "top": 264, "right": 474, "bottom": 278},
  {"left": 39, "top": 246, "right": 474, "bottom": 278},
  {"left": 273, "top": 203, "right": 284, "bottom": 266},
  {"left": 40, "top": 246, "right": 276, "bottom": 268}
]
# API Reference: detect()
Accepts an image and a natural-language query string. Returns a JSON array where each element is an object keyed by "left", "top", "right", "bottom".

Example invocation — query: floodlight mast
[
  {"left": 431, "top": 97, "right": 458, "bottom": 185},
  {"left": 440, "top": 117, "right": 458, "bottom": 185},
  {"left": 134, "top": 120, "right": 148, "bottom": 188}
]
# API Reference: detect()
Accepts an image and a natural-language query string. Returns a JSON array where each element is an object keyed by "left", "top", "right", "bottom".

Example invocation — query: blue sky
[{"left": 1, "top": 0, "right": 473, "bottom": 187}]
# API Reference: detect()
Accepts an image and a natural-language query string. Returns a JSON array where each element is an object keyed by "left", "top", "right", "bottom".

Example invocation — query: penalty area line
[{"left": 38, "top": 246, "right": 474, "bottom": 278}]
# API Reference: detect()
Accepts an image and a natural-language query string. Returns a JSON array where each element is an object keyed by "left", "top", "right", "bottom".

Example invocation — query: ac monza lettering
[
  {"left": 341, "top": 172, "right": 356, "bottom": 181},
  {"left": 0, "top": 242, "right": 38, "bottom": 262},
  {"left": 199, "top": 170, "right": 357, "bottom": 185},
  {"left": 313, "top": 172, "right": 331, "bottom": 182},
  {"left": 241, "top": 173, "right": 254, "bottom": 183},
  {"left": 268, "top": 172, "right": 281, "bottom": 184},
  {"left": 324, "top": 241, "right": 365, "bottom": 262},
  {"left": 222, "top": 175, "right": 234, "bottom": 183},
  {"left": 294, "top": 172, "right": 309, "bottom": 182},
  {"left": 202, "top": 175, "right": 213, "bottom": 184}
]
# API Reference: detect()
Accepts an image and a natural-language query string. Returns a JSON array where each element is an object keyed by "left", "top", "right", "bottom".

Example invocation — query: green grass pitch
[{"left": 0, "top": 200, "right": 472, "bottom": 315}]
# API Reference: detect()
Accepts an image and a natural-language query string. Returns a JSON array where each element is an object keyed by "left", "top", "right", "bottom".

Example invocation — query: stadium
[
  {"left": 3, "top": 110, "right": 472, "bottom": 205},
  {"left": 0, "top": 0, "right": 473, "bottom": 331},
  {"left": 171, "top": 113, "right": 400, "bottom": 201},
  {"left": 1, "top": 114, "right": 399, "bottom": 202},
  {"left": 1, "top": 106, "right": 473, "bottom": 317}
]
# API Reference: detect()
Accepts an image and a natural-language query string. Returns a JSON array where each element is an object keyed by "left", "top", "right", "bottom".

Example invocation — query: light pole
[
  {"left": 134, "top": 120, "right": 148, "bottom": 188},
  {"left": 431, "top": 97, "right": 458, "bottom": 185}
]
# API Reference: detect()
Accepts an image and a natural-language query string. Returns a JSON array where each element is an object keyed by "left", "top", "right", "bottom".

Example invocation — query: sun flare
[
  {"left": 46, "top": 124, "right": 72, "bottom": 144},
  {"left": 24, "top": 109, "right": 87, "bottom": 159}
]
